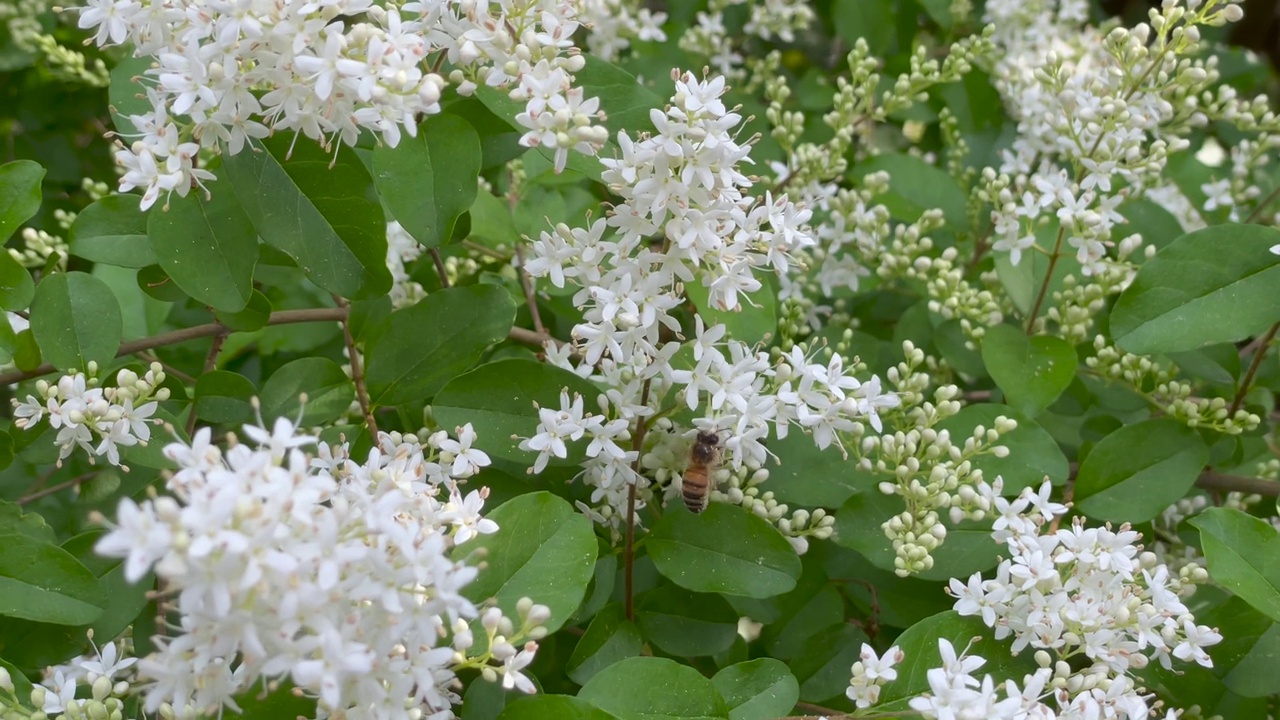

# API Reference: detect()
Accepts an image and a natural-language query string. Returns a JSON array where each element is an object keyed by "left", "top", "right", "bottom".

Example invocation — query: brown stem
[
  {"left": 0, "top": 307, "right": 552, "bottom": 386},
  {"left": 1024, "top": 225, "right": 1066, "bottom": 334},
  {"left": 1230, "top": 321, "right": 1279, "bottom": 416},
  {"left": 515, "top": 245, "right": 546, "bottom": 336},
  {"left": 18, "top": 471, "right": 98, "bottom": 505},
  {"left": 1245, "top": 185, "right": 1280, "bottom": 224},
  {"left": 186, "top": 334, "right": 225, "bottom": 437},
  {"left": 624, "top": 378, "right": 653, "bottom": 622},
  {"left": 335, "top": 298, "right": 379, "bottom": 438},
  {"left": 429, "top": 249, "right": 450, "bottom": 288}
]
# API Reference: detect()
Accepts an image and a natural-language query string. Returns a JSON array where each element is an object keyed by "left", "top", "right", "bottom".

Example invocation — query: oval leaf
[
  {"left": 147, "top": 178, "right": 258, "bottom": 312},
  {"left": 69, "top": 194, "right": 157, "bottom": 268},
  {"left": 0, "top": 160, "right": 44, "bottom": 242},
  {"left": 0, "top": 252, "right": 34, "bottom": 312},
  {"left": 1074, "top": 418, "right": 1208, "bottom": 523},
  {"left": 364, "top": 284, "right": 516, "bottom": 406},
  {"left": 567, "top": 603, "right": 643, "bottom": 686},
  {"left": 0, "top": 533, "right": 103, "bottom": 625},
  {"left": 647, "top": 503, "right": 800, "bottom": 599},
  {"left": 712, "top": 659, "right": 800, "bottom": 720},
  {"left": 456, "top": 492, "right": 597, "bottom": 634},
  {"left": 194, "top": 370, "right": 257, "bottom": 424},
  {"left": 636, "top": 584, "right": 738, "bottom": 657},
  {"left": 1190, "top": 508, "right": 1280, "bottom": 623},
  {"left": 499, "top": 695, "right": 618, "bottom": 720},
  {"left": 259, "top": 357, "right": 354, "bottom": 426},
  {"left": 578, "top": 657, "right": 729, "bottom": 720},
  {"left": 981, "top": 324, "right": 1077, "bottom": 416},
  {"left": 29, "top": 271, "right": 123, "bottom": 371},
  {"left": 223, "top": 136, "right": 390, "bottom": 299},
  {"left": 1111, "top": 224, "right": 1280, "bottom": 354},
  {"left": 373, "top": 114, "right": 482, "bottom": 248}
]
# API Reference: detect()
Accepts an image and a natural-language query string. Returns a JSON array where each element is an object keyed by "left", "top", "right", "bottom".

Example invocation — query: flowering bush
[{"left": 1, "top": 0, "right": 1279, "bottom": 719}]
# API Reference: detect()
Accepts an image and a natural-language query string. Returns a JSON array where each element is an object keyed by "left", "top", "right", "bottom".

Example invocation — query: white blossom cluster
[
  {"left": 75, "top": 0, "right": 609, "bottom": 209},
  {"left": 846, "top": 642, "right": 903, "bottom": 708},
  {"left": 0, "top": 639, "right": 137, "bottom": 719},
  {"left": 92, "top": 419, "right": 547, "bottom": 719},
  {"left": 981, "top": 0, "right": 1245, "bottom": 279},
  {"left": 387, "top": 220, "right": 427, "bottom": 309},
  {"left": 518, "top": 71, "right": 899, "bottom": 529},
  {"left": 12, "top": 363, "right": 166, "bottom": 469},
  {"left": 677, "top": 0, "right": 815, "bottom": 79},
  {"left": 945, "top": 479, "right": 1221, "bottom": 717},
  {"left": 905, "top": 637, "right": 1187, "bottom": 720},
  {"left": 574, "top": 0, "right": 667, "bottom": 62}
]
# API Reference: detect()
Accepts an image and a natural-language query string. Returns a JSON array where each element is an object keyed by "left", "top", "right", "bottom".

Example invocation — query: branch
[
  {"left": 0, "top": 307, "right": 555, "bottom": 386},
  {"left": 335, "top": 297, "right": 378, "bottom": 438},
  {"left": 1230, "top": 321, "right": 1279, "bottom": 416}
]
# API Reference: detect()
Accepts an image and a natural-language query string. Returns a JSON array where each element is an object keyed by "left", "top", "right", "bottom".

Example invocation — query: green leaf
[
  {"left": 468, "top": 191, "right": 521, "bottom": 248},
  {"left": 433, "top": 358, "right": 602, "bottom": 466},
  {"left": 712, "top": 659, "right": 800, "bottom": 720},
  {"left": 1111, "top": 225, "right": 1280, "bottom": 354},
  {"left": 685, "top": 276, "right": 777, "bottom": 347},
  {"left": 981, "top": 324, "right": 1077, "bottom": 416},
  {"left": 830, "top": 0, "right": 894, "bottom": 56},
  {"left": 29, "top": 271, "right": 123, "bottom": 371},
  {"left": 935, "top": 404, "right": 1069, "bottom": 495},
  {"left": 216, "top": 289, "right": 272, "bottom": 332},
  {"left": 499, "top": 695, "right": 618, "bottom": 720},
  {"left": 457, "top": 492, "right": 597, "bottom": 634},
  {"left": 1074, "top": 419, "right": 1208, "bottom": 523},
  {"left": 194, "top": 370, "right": 257, "bottom": 424},
  {"left": 647, "top": 503, "right": 801, "bottom": 599},
  {"left": 791, "top": 623, "right": 864, "bottom": 702},
  {"left": 574, "top": 56, "right": 663, "bottom": 138},
  {"left": 147, "top": 177, "right": 258, "bottom": 312},
  {"left": 0, "top": 252, "right": 34, "bottom": 311},
  {"left": 636, "top": 584, "right": 738, "bottom": 657},
  {"left": 567, "top": 603, "right": 644, "bottom": 685},
  {"left": 757, "top": 428, "right": 868, "bottom": 508},
  {"left": 364, "top": 285, "right": 515, "bottom": 406},
  {"left": 1190, "top": 508, "right": 1280, "bottom": 623},
  {"left": 1200, "top": 596, "right": 1280, "bottom": 698},
  {"left": 0, "top": 160, "right": 44, "bottom": 242},
  {"left": 373, "top": 114, "right": 482, "bottom": 248},
  {"left": 259, "top": 358, "right": 354, "bottom": 426},
  {"left": 0, "top": 533, "right": 102, "bottom": 625},
  {"left": 579, "top": 657, "right": 729, "bottom": 719},
  {"left": 107, "top": 56, "right": 152, "bottom": 137},
  {"left": 849, "top": 153, "right": 968, "bottom": 230},
  {"left": 231, "top": 682, "right": 318, "bottom": 720},
  {"left": 69, "top": 194, "right": 157, "bottom": 268},
  {"left": 223, "top": 135, "right": 391, "bottom": 299}
]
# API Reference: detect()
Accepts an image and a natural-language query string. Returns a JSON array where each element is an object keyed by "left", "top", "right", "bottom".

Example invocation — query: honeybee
[{"left": 682, "top": 430, "right": 724, "bottom": 514}]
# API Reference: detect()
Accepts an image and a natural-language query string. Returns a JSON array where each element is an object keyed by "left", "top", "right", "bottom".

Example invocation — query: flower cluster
[
  {"left": 93, "top": 419, "right": 544, "bottom": 719},
  {"left": 519, "top": 71, "right": 898, "bottom": 530},
  {"left": 947, "top": 479, "right": 1221, "bottom": 716},
  {"left": 575, "top": 0, "right": 667, "bottom": 63},
  {"left": 846, "top": 643, "right": 903, "bottom": 708},
  {"left": 12, "top": 363, "right": 165, "bottom": 468},
  {"left": 75, "top": 0, "right": 608, "bottom": 209},
  {"left": 0, "top": 638, "right": 137, "bottom": 719}
]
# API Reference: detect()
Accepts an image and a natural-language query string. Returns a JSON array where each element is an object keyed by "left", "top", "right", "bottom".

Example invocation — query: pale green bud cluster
[
  {"left": 716, "top": 461, "right": 836, "bottom": 553},
  {"left": 9, "top": 228, "right": 68, "bottom": 271},
  {"left": 1043, "top": 263, "right": 1135, "bottom": 343},
  {"left": 1086, "top": 336, "right": 1261, "bottom": 435},
  {"left": 2, "top": 0, "right": 109, "bottom": 87}
]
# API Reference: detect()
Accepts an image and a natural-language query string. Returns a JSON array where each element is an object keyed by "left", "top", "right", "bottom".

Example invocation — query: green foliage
[{"left": 648, "top": 504, "right": 801, "bottom": 599}]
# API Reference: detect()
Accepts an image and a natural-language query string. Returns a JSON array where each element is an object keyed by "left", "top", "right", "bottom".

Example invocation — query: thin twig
[
  {"left": 514, "top": 245, "right": 546, "bottom": 336},
  {"left": 1024, "top": 224, "right": 1065, "bottom": 334},
  {"left": 1230, "top": 321, "right": 1279, "bottom": 416},
  {"left": 1068, "top": 462, "right": 1280, "bottom": 498},
  {"left": 1244, "top": 184, "right": 1280, "bottom": 224},
  {"left": 461, "top": 240, "right": 508, "bottom": 260},
  {"left": 335, "top": 297, "right": 379, "bottom": 438},
  {"left": 0, "top": 308, "right": 553, "bottom": 386},
  {"left": 624, "top": 378, "right": 653, "bottom": 622},
  {"left": 186, "top": 334, "right": 225, "bottom": 437},
  {"left": 429, "top": 249, "right": 450, "bottom": 288},
  {"left": 0, "top": 308, "right": 348, "bottom": 386},
  {"left": 18, "top": 471, "right": 99, "bottom": 505}
]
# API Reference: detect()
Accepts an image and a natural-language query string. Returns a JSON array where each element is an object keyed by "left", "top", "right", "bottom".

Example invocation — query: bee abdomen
[{"left": 682, "top": 469, "right": 710, "bottom": 513}]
